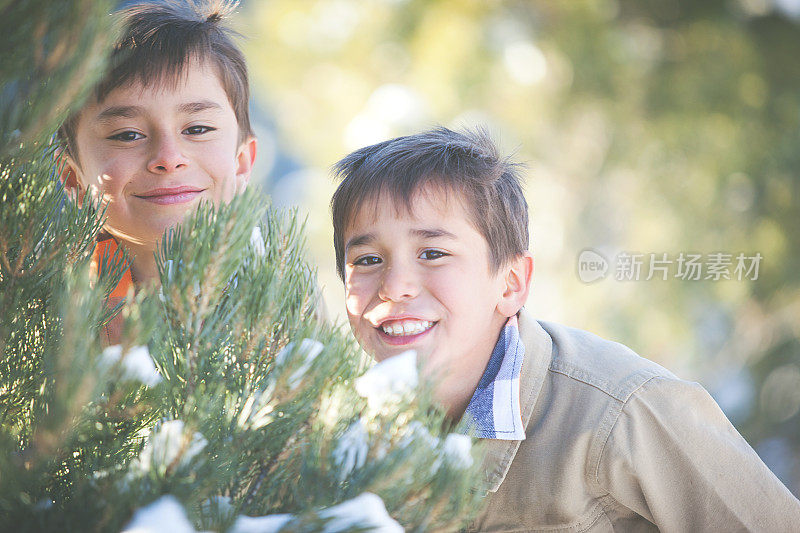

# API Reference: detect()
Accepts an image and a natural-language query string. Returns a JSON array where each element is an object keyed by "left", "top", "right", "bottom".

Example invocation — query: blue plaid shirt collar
[{"left": 463, "top": 315, "right": 526, "bottom": 441}]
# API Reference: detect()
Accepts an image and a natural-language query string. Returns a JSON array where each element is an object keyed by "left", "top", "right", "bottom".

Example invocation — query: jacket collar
[
  {"left": 463, "top": 315, "right": 527, "bottom": 440},
  {"left": 478, "top": 308, "right": 552, "bottom": 492}
]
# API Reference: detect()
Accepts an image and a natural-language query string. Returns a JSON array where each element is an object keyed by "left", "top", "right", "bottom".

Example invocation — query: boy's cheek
[
  {"left": 79, "top": 162, "right": 129, "bottom": 197},
  {"left": 209, "top": 163, "right": 247, "bottom": 203},
  {"left": 344, "top": 288, "right": 368, "bottom": 319},
  {"left": 418, "top": 355, "right": 446, "bottom": 381},
  {"left": 343, "top": 311, "right": 381, "bottom": 361},
  {"left": 216, "top": 182, "right": 237, "bottom": 203},
  {"left": 347, "top": 324, "right": 378, "bottom": 361},
  {"left": 345, "top": 312, "right": 369, "bottom": 348}
]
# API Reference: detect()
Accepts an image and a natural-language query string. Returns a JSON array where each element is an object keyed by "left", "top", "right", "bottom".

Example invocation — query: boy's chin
[
  {"left": 372, "top": 348, "right": 446, "bottom": 377},
  {"left": 107, "top": 226, "right": 173, "bottom": 250},
  {"left": 109, "top": 213, "right": 197, "bottom": 247},
  {"left": 370, "top": 342, "right": 429, "bottom": 360},
  {"left": 372, "top": 351, "right": 399, "bottom": 363}
]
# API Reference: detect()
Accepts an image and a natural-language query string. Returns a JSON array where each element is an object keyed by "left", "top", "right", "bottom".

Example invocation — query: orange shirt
[
  {"left": 91, "top": 238, "right": 133, "bottom": 344},
  {"left": 91, "top": 238, "right": 134, "bottom": 298}
]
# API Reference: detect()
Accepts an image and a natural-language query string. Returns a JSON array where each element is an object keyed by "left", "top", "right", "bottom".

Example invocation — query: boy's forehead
[
  {"left": 345, "top": 183, "right": 474, "bottom": 231},
  {"left": 85, "top": 60, "right": 228, "bottom": 118}
]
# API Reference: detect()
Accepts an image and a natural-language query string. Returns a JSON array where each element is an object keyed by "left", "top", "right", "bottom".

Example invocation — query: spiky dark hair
[{"left": 331, "top": 127, "right": 529, "bottom": 280}]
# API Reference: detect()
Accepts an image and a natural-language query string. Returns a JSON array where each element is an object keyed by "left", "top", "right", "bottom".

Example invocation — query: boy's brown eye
[
  {"left": 354, "top": 255, "right": 381, "bottom": 266},
  {"left": 184, "top": 125, "right": 215, "bottom": 135},
  {"left": 420, "top": 249, "right": 447, "bottom": 260},
  {"left": 108, "top": 131, "right": 144, "bottom": 142}
]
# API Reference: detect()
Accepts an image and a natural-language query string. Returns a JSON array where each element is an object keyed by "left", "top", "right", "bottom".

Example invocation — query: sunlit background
[{"left": 231, "top": 0, "right": 800, "bottom": 495}]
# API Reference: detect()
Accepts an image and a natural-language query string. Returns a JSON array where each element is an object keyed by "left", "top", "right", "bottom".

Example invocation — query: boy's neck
[
  {"left": 440, "top": 363, "right": 490, "bottom": 422},
  {"left": 442, "top": 386, "right": 480, "bottom": 422},
  {"left": 126, "top": 242, "right": 160, "bottom": 286},
  {"left": 436, "top": 315, "right": 508, "bottom": 423}
]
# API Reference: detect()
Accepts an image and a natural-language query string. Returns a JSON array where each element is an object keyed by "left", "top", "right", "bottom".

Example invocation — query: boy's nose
[
  {"left": 147, "top": 135, "right": 189, "bottom": 174},
  {"left": 377, "top": 265, "right": 420, "bottom": 302}
]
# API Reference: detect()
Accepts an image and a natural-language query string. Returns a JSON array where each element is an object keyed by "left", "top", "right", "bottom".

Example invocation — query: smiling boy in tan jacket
[{"left": 331, "top": 126, "right": 800, "bottom": 531}]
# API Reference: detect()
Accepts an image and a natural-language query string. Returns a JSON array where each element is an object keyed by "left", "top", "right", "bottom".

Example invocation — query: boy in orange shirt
[{"left": 58, "top": 0, "right": 256, "bottom": 316}]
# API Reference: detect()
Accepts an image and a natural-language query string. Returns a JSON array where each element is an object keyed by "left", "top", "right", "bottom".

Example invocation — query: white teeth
[{"left": 381, "top": 320, "right": 433, "bottom": 337}]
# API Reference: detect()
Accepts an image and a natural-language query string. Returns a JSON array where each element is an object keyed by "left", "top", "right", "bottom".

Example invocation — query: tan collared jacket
[{"left": 469, "top": 310, "right": 800, "bottom": 532}]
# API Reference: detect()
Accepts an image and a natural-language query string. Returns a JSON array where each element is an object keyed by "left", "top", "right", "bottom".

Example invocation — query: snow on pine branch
[
  {"left": 332, "top": 419, "right": 369, "bottom": 481},
  {"left": 123, "top": 493, "right": 401, "bottom": 533},
  {"left": 131, "top": 420, "right": 208, "bottom": 476},
  {"left": 249, "top": 225, "right": 266, "bottom": 258},
  {"left": 122, "top": 495, "right": 195, "bottom": 533},
  {"left": 317, "top": 493, "right": 402, "bottom": 532},
  {"left": 275, "top": 338, "right": 325, "bottom": 389},
  {"left": 355, "top": 350, "right": 418, "bottom": 410},
  {"left": 100, "top": 345, "right": 162, "bottom": 387}
]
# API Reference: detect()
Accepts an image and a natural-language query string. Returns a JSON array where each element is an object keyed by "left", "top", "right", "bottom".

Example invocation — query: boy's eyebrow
[
  {"left": 177, "top": 100, "right": 225, "bottom": 114},
  {"left": 345, "top": 228, "right": 457, "bottom": 252},
  {"left": 94, "top": 100, "right": 224, "bottom": 123},
  {"left": 345, "top": 233, "right": 375, "bottom": 251},
  {"left": 95, "top": 105, "right": 144, "bottom": 122},
  {"left": 411, "top": 228, "right": 458, "bottom": 240}
]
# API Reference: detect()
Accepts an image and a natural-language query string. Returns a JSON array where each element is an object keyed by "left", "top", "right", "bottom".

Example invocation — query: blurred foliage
[
  {"left": 240, "top": 0, "right": 800, "bottom": 495},
  {"left": 0, "top": 0, "right": 487, "bottom": 528},
  {"left": 0, "top": 0, "right": 113, "bottom": 158}
]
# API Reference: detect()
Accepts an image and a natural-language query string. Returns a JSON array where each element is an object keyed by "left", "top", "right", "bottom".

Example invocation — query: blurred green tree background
[{"left": 237, "top": 0, "right": 800, "bottom": 495}]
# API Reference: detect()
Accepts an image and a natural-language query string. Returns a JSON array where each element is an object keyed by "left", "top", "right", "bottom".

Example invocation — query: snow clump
[
  {"left": 229, "top": 513, "right": 294, "bottom": 533},
  {"left": 319, "top": 493, "right": 403, "bottom": 533},
  {"left": 443, "top": 433, "right": 474, "bottom": 468},
  {"left": 122, "top": 495, "right": 195, "bottom": 533},
  {"left": 355, "top": 350, "right": 418, "bottom": 410},
  {"left": 275, "top": 338, "right": 324, "bottom": 389},
  {"left": 249, "top": 225, "right": 266, "bottom": 258},
  {"left": 100, "top": 345, "right": 162, "bottom": 387},
  {"left": 332, "top": 419, "right": 369, "bottom": 481},
  {"left": 134, "top": 420, "right": 208, "bottom": 475}
]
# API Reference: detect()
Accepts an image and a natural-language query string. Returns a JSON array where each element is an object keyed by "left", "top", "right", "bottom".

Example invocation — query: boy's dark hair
[
  {"left": 331, "top": 127, "right": 529, "bottom": 280},
  {"left": 58, "top": 0, "right": 252, "bottom": 161}
]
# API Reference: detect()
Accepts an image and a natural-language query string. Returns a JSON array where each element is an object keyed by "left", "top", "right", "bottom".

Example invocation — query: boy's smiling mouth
[
  {"left": 377, "top": 318, "right": 436, "bottom": 345},
  {"left": 134, "top": 185, "right": 206, "bottom": 205}
]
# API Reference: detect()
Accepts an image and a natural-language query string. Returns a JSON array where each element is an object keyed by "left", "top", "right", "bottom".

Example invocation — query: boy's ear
[
  {"left": 234, "top": 136, "right": 257, "bottom": 191},
  {"left": 497, "top": 251, "right": 534, "bottom": 317},
  {"left": 56, "top": 149, "right": 84, "bottom": 207}
]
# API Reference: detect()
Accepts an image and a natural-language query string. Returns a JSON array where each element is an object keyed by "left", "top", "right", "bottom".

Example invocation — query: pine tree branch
[
  {"left": 240, "top": 419, "right": 311, "bottom": 513},
  {"left": 0, "top": 233, "right": 13, "bottom": 274}
]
